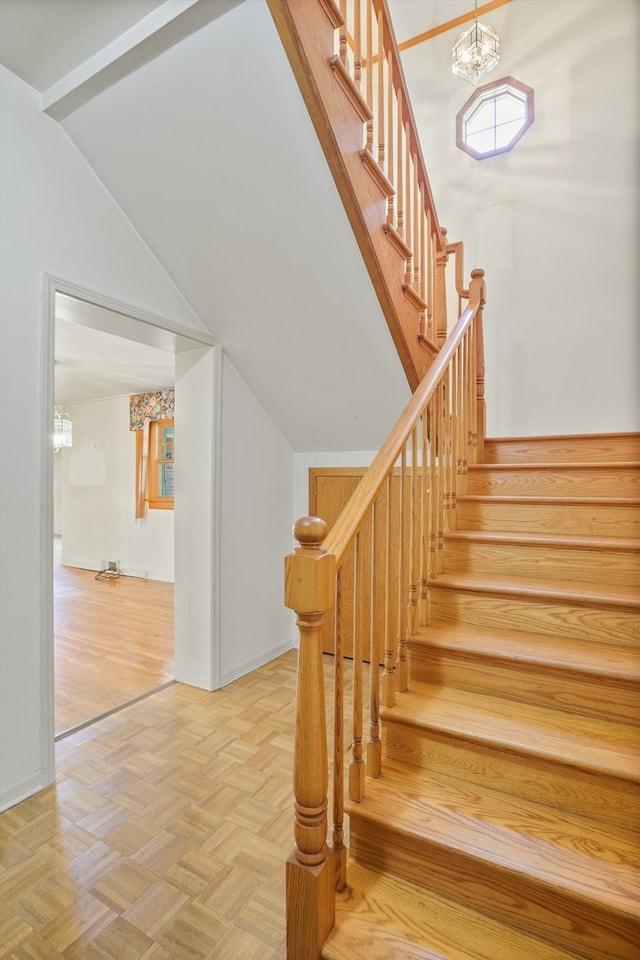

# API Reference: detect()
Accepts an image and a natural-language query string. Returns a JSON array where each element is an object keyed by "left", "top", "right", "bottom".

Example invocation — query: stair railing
[
  {"left": 284, "top": 270, "right": 486, "bottom": 958},
  {"left": 268, "top": 0, "right": 460, "bottom": 389},
  {"left": 335, "top": 0, "right": 447, "bottom": 344}
]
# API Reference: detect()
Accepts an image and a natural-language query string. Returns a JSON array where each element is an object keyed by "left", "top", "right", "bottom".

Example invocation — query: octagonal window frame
[{"left": 456, "top": 76, "right": 534, "bottom": 161}]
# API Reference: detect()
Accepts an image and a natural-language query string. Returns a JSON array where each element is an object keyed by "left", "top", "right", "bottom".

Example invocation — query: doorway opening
[{"left": 44, "top": 277, "right": 220, "bottom": 747}]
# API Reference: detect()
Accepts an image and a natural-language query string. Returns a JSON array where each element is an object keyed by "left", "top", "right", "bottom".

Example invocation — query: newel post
[
  {"left": 469, "top": 268, "right": 487, "bottom": 462},
  {"left": 284, "top": 517, "right": 336, "bottom": 960}
]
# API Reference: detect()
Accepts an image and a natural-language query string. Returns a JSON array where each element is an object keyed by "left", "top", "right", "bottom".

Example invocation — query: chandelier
[
  {"left": 53, "top": 405, "right": 72, "bottom": 451},
  {"left": 452, "top": 0, "right": 501, "bottom": 86}
]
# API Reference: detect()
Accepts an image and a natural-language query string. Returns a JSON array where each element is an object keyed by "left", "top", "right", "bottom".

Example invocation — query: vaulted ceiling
[{"left": 0, "top": 0, "right": 507, "bottom": 449}]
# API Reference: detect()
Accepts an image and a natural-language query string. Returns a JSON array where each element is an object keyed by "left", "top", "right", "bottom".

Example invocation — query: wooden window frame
[{"left": 135, "top": 418, "right": 174, "bottom": 516}]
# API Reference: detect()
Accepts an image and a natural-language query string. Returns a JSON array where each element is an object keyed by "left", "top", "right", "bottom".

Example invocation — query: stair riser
[
  {"left": 456, "top": 500, "right": 640, "bottom": 538},
  {"left": 382, "top": 723, "right": 640, "bottom": 833},
  {"left": 407, "top": 646, "right": 640, "bottom": 724},
  {"left": 349, "top": 816, "right": 640, "bottom": 960},
  {"left": 483, "top": 435, "right": 640, "bottom": 463},
  {"left": 444, "top": 539, "right": 640, "bottom": 586},
  {"left": 466, "top": 467, "right": 640, "bottom": 498},
  {"left": 429, "top": 588, "right": 640, "bottom": 647}
]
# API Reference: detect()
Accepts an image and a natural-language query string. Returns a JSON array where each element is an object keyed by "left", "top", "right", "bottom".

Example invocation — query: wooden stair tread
[
  {"left": 411, "top": 620, "right": 640, "bottom": 679},
  {"left": 429, "top": 571, "right": 640, "bottom": 608},
  {"left": 383, "top": 681, "right": 640, "bottom": 781},
  {"left": 444, "top": 529, "right": 640, "bottom": 551},
  {"left": 347, "top": 764, "right": 640, "bottom": 920},
  {"left": 458, "top": 494, "right": 640, "bottom": 506},
  {"left": 324, "top": 860, "right": 584, "bottom": 960},
  {"left": 470, "top": 461, "right": 640, "bottom": 471}
]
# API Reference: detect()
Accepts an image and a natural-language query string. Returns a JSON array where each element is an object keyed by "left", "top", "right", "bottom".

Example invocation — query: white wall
[
  {"left": 59, "top": 396, "right": 174, "bottom": 581},
  {"left": 401, "top": 0, "right": 639, "bottom": 437},
  {"left": 220, "top": 356, "right": 296, "bottom": 684},
  {"left": 0, "top": 67, "right": 205, "bottom": 811}
]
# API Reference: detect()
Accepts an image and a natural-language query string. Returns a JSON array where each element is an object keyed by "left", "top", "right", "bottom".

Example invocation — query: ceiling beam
[{"left": 397, "top": 0, "right": 512, "bottom": 52}]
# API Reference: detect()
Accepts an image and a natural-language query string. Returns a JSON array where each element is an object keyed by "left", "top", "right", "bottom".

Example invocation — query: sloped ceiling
[{"left": 2, "top": 0, "right": 423, "bottom": 451}]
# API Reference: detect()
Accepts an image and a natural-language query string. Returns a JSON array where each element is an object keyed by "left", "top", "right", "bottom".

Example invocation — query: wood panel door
[{"left": 309, "top": 468, "right": 401, "bottom": 661}]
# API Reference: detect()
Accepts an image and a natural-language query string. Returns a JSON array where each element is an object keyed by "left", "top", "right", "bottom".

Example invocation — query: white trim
[
  {"left": 45, "top": 275, "right": 215, "bottom": 349},
  {"left": 0, "top": 772, "right": 49, "bottom": 815},
  {"left": 219, "top": 639, "right": 295, "bottom": 688},
  {"left": 40, "top": 277, "right": 56, "bottom": 790},
  {"left": 211, "top": 344, "right": 224, "bottom": 690},
  {"left": 42, "top": 0, "right": 245, "bottom": 120},
  {"left": 42, "top": 273, "right": 220, "bottom": 776}
]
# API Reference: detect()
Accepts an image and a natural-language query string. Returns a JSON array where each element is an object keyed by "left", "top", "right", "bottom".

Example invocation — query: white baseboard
[
  {"left": 220, "top": 638, "right": 296, "bottom": 688},
  {"left": 0, "top": 771, "right": 50, "bottom": 814},
  {"left": 60, "top": 558, "right": 174, "bottom": 583}
]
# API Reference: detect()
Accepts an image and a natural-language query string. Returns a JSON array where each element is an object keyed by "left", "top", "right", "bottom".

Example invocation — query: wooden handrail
[{"left": 326, "top": 286, "right": 483, "bottom": 565}]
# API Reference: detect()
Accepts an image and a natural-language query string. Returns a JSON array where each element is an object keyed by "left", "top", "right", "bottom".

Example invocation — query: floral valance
[{"left": 129, "top": 389, "right": 175, "bottom": 430}]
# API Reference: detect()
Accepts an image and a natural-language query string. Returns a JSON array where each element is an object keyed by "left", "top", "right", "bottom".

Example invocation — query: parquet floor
[
  {"left": 54, "top": 539, "right": 174, "bottom": 736},
  {"left": 0, "top": 650, "right": 315, "bottom": 960}
]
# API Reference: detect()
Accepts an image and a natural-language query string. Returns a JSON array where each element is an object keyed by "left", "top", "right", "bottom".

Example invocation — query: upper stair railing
[{"left": 268, "top": 0, "right": 463, "bottom": 390}]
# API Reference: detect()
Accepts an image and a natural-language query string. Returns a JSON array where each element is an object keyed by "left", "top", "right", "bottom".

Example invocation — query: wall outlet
[{"left": 102, "top": 558, "right": 119, "bottom": 572}]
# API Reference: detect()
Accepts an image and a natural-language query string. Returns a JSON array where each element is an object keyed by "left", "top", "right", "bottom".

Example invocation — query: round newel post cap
[
  {"left": 293, "top": 517, "right": 328, "bottom": 550},
  {"left": 471, "top": 268, "right": 485, "bottom": 279}
]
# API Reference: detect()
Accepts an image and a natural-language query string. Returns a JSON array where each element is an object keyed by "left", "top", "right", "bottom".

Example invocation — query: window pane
[
  {"left": 467, "top": 128, "right": 496, "bottom": 154},
  {"left": 466, "top": 101, "right": 495, "bottom": 135},
  {"left": 159, "top": 462, "right": 175, "bottom": 497},
  {"left": 495, "top": 94, "right": 526, "bottom": 125},
  {"left": 160, "top": 424, "right": 174, "bottom": 460},
  {"left": 495, "top": 118, "right": 524, "bottom": 149}
]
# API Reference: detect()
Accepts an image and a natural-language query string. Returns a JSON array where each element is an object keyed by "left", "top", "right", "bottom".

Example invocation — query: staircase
[{"left": 325, "top": 433, "right": 640, "bottom": 960}]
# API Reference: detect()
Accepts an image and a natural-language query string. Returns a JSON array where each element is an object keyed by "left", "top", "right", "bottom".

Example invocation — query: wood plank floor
[
  {"left": 0, "top": 649, "right": 318, "bottom": 960},
  {"left": 54, "top": 539, "right": 174, "bottom": 737}
]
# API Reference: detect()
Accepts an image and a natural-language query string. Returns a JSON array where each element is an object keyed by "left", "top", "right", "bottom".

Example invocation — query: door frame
[{"left": 41, "top": 273, "right": 222, "bottom": 780}]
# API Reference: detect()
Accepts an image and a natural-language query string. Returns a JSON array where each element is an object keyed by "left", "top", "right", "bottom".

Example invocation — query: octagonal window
[{"left": 456, "top": 76, "right": 534, "bottom": 160}]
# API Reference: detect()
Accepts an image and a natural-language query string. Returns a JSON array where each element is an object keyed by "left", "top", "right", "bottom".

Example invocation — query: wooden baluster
[
  {"left": 408, "top": 427, "right": 419, "bottom": 637},
  {"left": 420, "top": 408, "right": 430, "bottom": 625},
  {"left": 353, "top": 0, "right": 362, "bottom": 90},
  {"left": 457, "top": 340, "right": 467, "bottom": 498},
  {"left": 365, "top": 1, "right": 373, "bottom": 151},
  {"left": 434, "top": 228, "right": 449, "bottom": 345},
  {"left": 396, "top": 446, "right": 409, "bottom": 691},
  {"left": 396, "top": 97, "right": 404, "bottom": 239},
  {"left": 382, "top": 473, "right": 395, "bottom": 707},
  {"left": 404, "top": 122, "right": 412, "bottom": 283},
  {"left": 367, "top": 499, "right": 382, "bottom": 778},
  {"left": 418, "top": 186, "right": 426, "bottom": 338},
  {"left": 469, "top": 268, "right": 487, "bottom": 462},
  {"left": 469, "top": 312, "right": 478, "bottom": 460},
  {"left": 429, "top": 400, "right": 438, "bottom": 579},
  {"left": 413, "top": 161, "right": 420, "bottom": 290},
  {"left": 386, "top": 50, "right": 395, "bottom": 225},
  {"left": 350, "top": 532, "right": 365, "bottom": 802},
  {"left": 333, "top": 566, "right": 346, "bottom": 892},
  {"left": 284, "top": 518, "right": 336, "bottom": 960},
  {"left": 436, "top": 385, "right": 445, "bottom": 573},
  {"left": 377, "top": 7, "right": 385, "bottom": 172},
  {"left": 427, "top": 218, "right": 434, "bottom": 341},
  {"left": 339, "top": 1, "right": 348, "bottom": 67}
]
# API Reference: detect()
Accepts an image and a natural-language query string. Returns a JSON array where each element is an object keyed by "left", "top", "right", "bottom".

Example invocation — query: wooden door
[{"left": 309, "top": 468, "right": 401, "bottom": 662}]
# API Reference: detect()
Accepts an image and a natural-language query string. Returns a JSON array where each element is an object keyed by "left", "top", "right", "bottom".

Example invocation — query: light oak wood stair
[{"left": 329, "top": 434, "right": 640, "bottom": 960}]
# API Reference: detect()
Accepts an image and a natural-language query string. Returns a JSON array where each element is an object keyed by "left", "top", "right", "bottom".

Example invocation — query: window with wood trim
[
  {"left": 456, "top": 76, "right": 534, "bottom": 160},
  {"left": 135, "top": 419, "right": 174, "bottom": 516}
]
